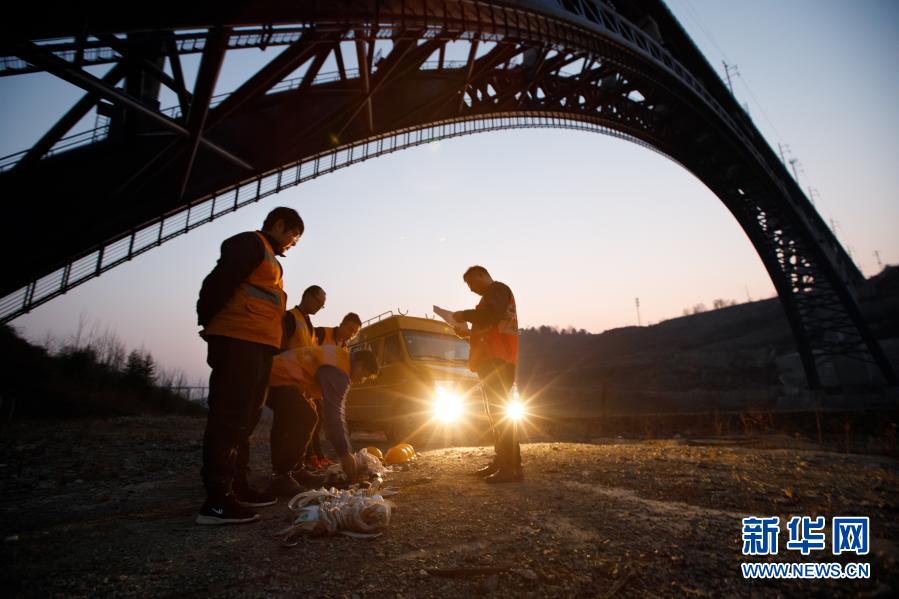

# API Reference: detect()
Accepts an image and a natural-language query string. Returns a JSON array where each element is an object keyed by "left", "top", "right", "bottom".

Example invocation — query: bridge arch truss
[{"left": 1, "top": 0, "right": 894, "bottom": 389}]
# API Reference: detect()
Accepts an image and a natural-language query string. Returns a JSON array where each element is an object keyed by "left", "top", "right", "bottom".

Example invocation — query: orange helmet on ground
[{"left": 385, "top": 446, "right": 408, "bottom": 464}]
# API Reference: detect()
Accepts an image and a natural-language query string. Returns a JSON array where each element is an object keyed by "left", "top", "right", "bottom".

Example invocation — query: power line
[
  {"left": 673, "top": 0, "right": 787, "bottom": 146},
  {"left": 673, "top": 0, "right": 854, "bottom": 268},
  {"left": 736, "top": 75, "right": 787, "bottom": 147},
  {"left": 678, "top": 0, "right": 731, "bottom": 63}
]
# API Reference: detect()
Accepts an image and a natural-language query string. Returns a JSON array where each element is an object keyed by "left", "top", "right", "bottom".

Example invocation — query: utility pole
[
  {"left": 777, "top": 143, "right": 790, "bottom": 165},
  {"left": 635, "top": 297, "right": 642, "bottom": 327},
  {"left": 722, "top": 61, "right": 739, "bottom": 95},
  {"left": 788, "top": 157, "right": 801, "bottom": 182},
  {"left": 807, "top": 187, "right": 819, "bottom": 206},
  {"left": 745, "top": 285, "right": 752, "bottom": 303},
  {"left": 874, "top": 250, "right": 883, "bottom": 268}
]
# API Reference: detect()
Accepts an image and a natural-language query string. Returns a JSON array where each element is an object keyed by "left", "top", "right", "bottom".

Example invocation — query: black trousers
[
  {"left": 304, "top": 397, "right": 324, "bottom": 460},
  {"left": 477, "top": 358, "right": 520, "bottom": 471},
  {"left": 268, "top": 385, "right": 319, "bottom": 474},
  {"left": 201, "top": 335, "right": 274, "bottom": 498}
]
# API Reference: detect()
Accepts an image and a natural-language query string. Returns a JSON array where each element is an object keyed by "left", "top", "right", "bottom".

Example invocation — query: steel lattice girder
[{"left": 0, "top": 0, "right": 894, "bottom": 389}]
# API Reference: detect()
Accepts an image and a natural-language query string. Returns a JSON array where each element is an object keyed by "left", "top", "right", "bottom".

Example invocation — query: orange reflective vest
[
  {"left": 469, "top": 286, "right": 519, "bottom": 371},
  {"left": 202, "top": 232, "right": 287, "bottom": 348},
  {"left": 283, "top": 307, "right": 317, "bottom": 350},
  {"left": 269, "top": 345, "right": 351, "bottom": 398},
  {"left": 316, "top": 326, "right": 346, "bottom": 348}
]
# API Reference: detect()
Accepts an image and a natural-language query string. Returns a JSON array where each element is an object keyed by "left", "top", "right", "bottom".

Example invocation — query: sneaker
[
  {"left": 267, "top": 473, "right": 303, "bottom": 498},
  {"left": 470, "top": 462, "right": 499, "bottom": 477},
  {"left": 290, "top": 469, "right": 325, "bottom": 487},
  {"left": 195, "top": 494, "right": 260, "bottom": 525},
  {"left": 233, "top": 484, "right": 277, "bottom": 507}
]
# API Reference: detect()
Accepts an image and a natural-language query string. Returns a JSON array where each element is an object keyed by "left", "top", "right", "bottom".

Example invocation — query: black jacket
[
  {"left": 458, "top": 281, "right": 513, "bottom": 327},
  {"left": 196, "top": 231, "right": 282, "bottom": 327}
]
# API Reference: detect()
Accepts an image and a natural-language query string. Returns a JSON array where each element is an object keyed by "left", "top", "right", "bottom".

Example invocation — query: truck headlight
[
  {"left": 506, "top": 399, "right": 526, "bottom": 421},
  {"left": 433, "top": 384, "right": 463, "bottom": 422},
  {"left": 505, "top": 384, "right": 527, "bottom": 421}
]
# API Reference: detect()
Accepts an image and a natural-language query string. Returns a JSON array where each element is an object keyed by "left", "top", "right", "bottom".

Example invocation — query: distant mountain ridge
[{"left": 517, "top": 266, "right": 899, "bottom": 414}]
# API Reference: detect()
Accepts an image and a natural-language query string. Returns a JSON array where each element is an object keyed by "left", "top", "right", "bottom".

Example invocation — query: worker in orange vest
[
  {"left": 195, "top": 207, "right": 303, "bottom": 525},
  {"left": 269, "top": 344, "right": 379, "bottom": 483},
  {"left": 266, "top": 285, "right": 326, "bottom": 497},
  {"left": 452, "top": 265, "right": 522, "bottom": 483},
  {"left": 313, "top": 313, "right": 362, "bottom": 348},
  {"left": 304, "top": 312, "right": 363, "bottom": 470},
  {"left": 284, "top": 285, "right": 327, "bottom": 348}
]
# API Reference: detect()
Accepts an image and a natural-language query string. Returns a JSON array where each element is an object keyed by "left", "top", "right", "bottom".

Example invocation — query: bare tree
[
  {"left": 69, "top": 312, "right": 90, "bottom": 350},
  {"left": 712, "top": 298, "right": 738, "bottom": 310},
  {"left": 42, "top": 331, "right": 59, "bottom": 355}
]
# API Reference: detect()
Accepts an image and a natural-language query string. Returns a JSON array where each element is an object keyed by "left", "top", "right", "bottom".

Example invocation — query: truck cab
[{"left": 346, "top": 313, "right": 485, "bottom": 444}]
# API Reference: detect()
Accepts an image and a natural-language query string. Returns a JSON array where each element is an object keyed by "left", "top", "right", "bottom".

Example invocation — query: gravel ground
[{"left": 1, "top": 414, "right": 897, "bottom": 598}]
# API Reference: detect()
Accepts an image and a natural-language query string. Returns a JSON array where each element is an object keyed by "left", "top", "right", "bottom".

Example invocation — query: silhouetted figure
[
  {"left": 453, "top": 265, "right": 522, "bottom": 483},
  {"left": 195, "top": 207, "right": 303, "bottom": 525}
]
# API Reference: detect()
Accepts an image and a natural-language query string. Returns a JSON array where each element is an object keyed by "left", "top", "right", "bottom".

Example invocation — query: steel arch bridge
[{"left": 0, "top": 0, "right": 894, "bottom": 389}]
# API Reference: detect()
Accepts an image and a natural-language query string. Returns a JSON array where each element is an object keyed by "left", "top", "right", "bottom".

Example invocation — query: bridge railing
[
  {"left": 0, "top": 112, "right": 667, "bottom": 324},
  {"left": 0, "top": 26, "right": 312, "bottom": 76},
  {"left": 0, "top": 115, "right": 110, "bottom": 172}
]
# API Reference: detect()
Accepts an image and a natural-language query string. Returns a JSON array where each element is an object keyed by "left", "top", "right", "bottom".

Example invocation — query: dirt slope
[{"left": 2, "top": 415, "right": 897, "bottom": 597}]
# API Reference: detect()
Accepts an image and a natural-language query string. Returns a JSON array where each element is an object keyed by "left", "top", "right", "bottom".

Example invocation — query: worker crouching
[{"left": 268, "top": 345, "right": 379, "bottom": 485}]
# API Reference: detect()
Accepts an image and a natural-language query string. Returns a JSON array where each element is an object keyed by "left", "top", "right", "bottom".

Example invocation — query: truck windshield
[{"left": 403, "top": 331, "right": 469, "bottom": 362}]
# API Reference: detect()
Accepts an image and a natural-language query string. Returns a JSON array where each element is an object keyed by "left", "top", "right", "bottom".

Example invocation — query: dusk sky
[{"left": 2, "top": 0, "right": 897, "bottom": 385}]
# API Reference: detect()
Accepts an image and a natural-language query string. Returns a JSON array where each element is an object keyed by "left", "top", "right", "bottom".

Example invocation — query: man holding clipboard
[{"left": 435, "top": 265, "right": 522, "bottom": 483}]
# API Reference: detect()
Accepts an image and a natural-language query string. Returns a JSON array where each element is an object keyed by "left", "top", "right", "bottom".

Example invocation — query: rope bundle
[{"left": 277, "top": 480, "right": 396, "bottom": 544}]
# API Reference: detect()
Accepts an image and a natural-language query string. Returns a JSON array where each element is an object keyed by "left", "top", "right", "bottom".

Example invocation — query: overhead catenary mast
[
  {"left": 788, "top": 157, "right": 801, "bottom": 182},
  {"left": 807, "top": 187, "right": 819, "bottom": 206},
  {"left": 722, "top": 60, "right": 739, "bottom": 95},
  {"left": 777, "top": 142, "right": 790, "bottom": 165}
]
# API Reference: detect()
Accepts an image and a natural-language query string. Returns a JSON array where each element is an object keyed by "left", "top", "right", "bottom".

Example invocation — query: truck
[{"left": 346, "top": 312, "right": 487, "bottom": 444}]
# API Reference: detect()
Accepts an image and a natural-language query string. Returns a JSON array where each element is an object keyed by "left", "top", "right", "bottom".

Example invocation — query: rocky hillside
[{"left": 518, "top": 266, "right": 899, "bottom": 414}]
